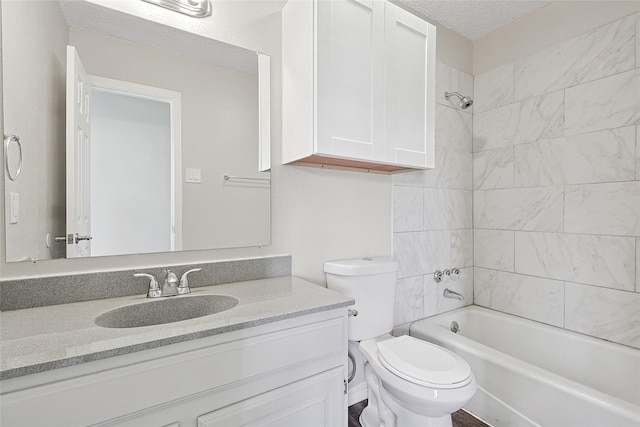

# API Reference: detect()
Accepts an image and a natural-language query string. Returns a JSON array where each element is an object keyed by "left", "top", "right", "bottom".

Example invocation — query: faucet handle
[
  {"left": 178, "top": 268, "right": 202, "bottom": 295},
  {"left": 134, "top": 273, "right": 161, "bottom": 298}
]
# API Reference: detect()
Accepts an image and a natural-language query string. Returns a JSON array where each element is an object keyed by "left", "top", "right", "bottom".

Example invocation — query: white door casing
[
  {"left": 258, "top": 53, "right": 271, "bottom": 172},
  {"left": 66, "top": 45, "right": 91, "bottom": 258}
]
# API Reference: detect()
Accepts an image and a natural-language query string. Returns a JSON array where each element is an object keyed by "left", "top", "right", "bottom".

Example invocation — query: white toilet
[{"left": 325, "top": 257, "right": 476, "bottom": 427}]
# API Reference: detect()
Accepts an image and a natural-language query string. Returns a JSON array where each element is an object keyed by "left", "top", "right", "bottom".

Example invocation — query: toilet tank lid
[{"left": 324, "top": 256, "right": 399, "bottom": 276}]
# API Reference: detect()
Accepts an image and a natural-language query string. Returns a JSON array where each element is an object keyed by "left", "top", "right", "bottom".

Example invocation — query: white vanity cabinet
[
  {"left": 0, "top": 309, "right": 348, "bottom": 427},
  {"left": 282, "top": 0, "right": 436, "bottom": 172}
]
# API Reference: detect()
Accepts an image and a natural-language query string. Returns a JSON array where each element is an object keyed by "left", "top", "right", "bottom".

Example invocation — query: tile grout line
[{"left": 474, "top": 266, "right": 639, "bottom": 295}]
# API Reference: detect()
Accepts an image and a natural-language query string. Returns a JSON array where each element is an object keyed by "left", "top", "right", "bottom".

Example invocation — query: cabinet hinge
[{"left": 344, "top": 379, "right": 348, "bottom": 395}]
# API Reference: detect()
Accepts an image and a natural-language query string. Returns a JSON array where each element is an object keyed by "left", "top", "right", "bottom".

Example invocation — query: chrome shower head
[{"left": 444, "top": 91, "right": 473, "bottom": 110}]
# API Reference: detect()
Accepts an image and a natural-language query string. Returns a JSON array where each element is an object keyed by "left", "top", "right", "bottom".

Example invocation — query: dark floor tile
[
  {"left": 452, "top": 409, "right": 490, "bottom": 427},
  {"left": 348, "top": 400, "right": 489, "bottom": 427},
  {"left": 348, "top": 400, "right": 368, "bottom": 427}
]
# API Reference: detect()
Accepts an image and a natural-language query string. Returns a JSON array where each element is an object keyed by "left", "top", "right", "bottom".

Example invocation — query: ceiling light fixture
[{"left": 141, "top": 0, "right": 212, "bottom": 18}]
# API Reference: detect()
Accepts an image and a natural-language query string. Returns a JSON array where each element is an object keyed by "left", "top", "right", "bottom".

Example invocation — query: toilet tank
[{"left": 324, "top": 257, "right": 399, "bottom": 341}]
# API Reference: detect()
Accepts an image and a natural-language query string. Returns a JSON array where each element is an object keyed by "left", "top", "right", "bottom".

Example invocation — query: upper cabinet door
[
  {"left": 383, "top": 2, "right": 436, "bottom": 168},
  {"left": 316, "top": 0, "right": 385, "bottom": 161}
]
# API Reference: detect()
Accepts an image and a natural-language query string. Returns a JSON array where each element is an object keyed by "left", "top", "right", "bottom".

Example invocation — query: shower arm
[{"left": 444, "top": 91, "right": 463, "bottom": 100}]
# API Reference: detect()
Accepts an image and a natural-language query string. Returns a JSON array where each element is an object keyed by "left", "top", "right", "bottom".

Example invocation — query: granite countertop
[{"left": 0, "top": 276, "right": 354, "bottom": 381}]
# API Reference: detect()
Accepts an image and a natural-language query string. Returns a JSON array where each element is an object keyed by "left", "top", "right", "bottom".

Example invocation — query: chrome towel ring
[{"left": 4, "top": 134, "right": 23, "bottom": 181}]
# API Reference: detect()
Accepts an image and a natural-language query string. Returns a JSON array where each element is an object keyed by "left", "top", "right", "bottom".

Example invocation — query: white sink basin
[{"left": 95, "top": 295, "right": 239, "bottom": 328}]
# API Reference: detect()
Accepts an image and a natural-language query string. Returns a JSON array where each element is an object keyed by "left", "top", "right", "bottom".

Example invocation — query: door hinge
[{"left": 344, "top": 379, "right": 348, "bottom": 395}]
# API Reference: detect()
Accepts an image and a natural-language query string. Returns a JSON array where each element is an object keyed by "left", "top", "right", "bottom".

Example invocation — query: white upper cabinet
[{"left": 282, "top": 0, "right": 436, "bottom": 172}]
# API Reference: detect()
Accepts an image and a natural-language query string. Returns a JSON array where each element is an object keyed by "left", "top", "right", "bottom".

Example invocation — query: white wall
[
  {"left": 1, "top": 1, "right": 68, "bottom": 262},
  {"left": 90, "top": 91, "right": 172, "bottom": 256}
]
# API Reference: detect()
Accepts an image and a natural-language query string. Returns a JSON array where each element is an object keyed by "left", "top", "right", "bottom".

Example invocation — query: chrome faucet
[
  {"left": 134, "top": 268, "right": 202, "bottom": 298},
  {"left": 443, "top": 288, "right": 464, "bottom": 301},
  {"left": 162, "top": 270, "right": 179, "bottom": 297}
]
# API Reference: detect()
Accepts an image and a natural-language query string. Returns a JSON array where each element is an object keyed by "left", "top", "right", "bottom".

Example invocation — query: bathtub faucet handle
[{"left": 434, "top": 270, "right": 444, "bottom": 283}]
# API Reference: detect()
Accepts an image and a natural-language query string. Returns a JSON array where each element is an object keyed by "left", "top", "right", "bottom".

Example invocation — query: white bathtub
[{"left": 409, "top": 306, "right": 640, "bottom": 427}]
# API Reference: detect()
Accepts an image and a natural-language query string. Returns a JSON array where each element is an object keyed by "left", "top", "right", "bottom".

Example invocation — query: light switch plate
[
  {"left": 10, "top": 192, "right": 19, "bottom": 224},
  {"left": 186, "top": 168, "right": 201, "bottom": 183}
]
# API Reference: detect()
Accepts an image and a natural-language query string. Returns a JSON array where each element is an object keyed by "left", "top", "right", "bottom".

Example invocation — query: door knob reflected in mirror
[{"left": 54, "top": 233, "right": 93, "bottom": 245}]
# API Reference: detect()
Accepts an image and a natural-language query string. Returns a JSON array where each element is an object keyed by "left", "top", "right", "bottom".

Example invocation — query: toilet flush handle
[{"left": 348, "top": 309, "right": 358, "bottom": 317}]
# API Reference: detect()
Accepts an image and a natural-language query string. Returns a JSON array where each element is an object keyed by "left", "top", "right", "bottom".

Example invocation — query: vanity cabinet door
[
  {"left": 383, "top": 2, "right": 436, "bottom": 168},
  {"left": 197, "top": 367, "right": 345, "bottom": 427},
  {"left": 315, "top": 0, "right": 385, "bottom": 162}
]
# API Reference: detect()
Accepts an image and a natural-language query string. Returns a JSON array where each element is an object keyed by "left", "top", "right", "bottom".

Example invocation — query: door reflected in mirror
[
  {"left": 88, "top": 80, "right": 179, "bottom": 258},
  {"left": 2, "top": 0, "right": 271, "bottom": 262}
]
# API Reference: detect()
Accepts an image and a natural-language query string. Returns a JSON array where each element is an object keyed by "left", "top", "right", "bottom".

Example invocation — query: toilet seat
[{"left": 376, "top": 336, "right": 472, "bottom": 388}]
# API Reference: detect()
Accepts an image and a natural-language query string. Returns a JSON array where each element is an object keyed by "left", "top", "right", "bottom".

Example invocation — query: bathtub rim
[{"left": 409, "top": 305, "right": 640, "bottom": 424}]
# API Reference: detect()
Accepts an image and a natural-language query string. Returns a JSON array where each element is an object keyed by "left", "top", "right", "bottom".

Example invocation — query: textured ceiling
[{"left": 397, "top": 0, "right": 553, "bottom": 40}]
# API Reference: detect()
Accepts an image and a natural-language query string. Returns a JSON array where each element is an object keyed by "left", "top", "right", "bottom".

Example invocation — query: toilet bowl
[
  {"left": 359, "top": 335, "right": 477, "bottom": 427},
  {"left": 325, "top": 257, "right": 476, "bottom": 427}
]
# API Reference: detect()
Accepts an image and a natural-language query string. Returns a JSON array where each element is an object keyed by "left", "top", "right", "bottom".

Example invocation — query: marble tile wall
[
  {"left": 473, "top": 90, "right": 565, "bottom": 151},
  {"left": 392, "top": 62, "right": 474, "bottom": 327},
  {"left": 473, "top": 12, "right": 640, "bottom": 349},
  {"left": 513, "top": 15, "right": 636, "bottom": 101},
  {"left": 474, "top": 268, "right": 565, "bottom": 327}
]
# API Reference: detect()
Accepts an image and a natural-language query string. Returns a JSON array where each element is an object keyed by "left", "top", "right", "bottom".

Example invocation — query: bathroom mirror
[{"left": 2, "top": 0, "right": 271, "bottom": 262}]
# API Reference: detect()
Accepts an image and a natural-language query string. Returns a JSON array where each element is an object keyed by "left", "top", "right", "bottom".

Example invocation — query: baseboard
[{"left": 348, "top": 381, "right": 368, "bottom": 406}]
